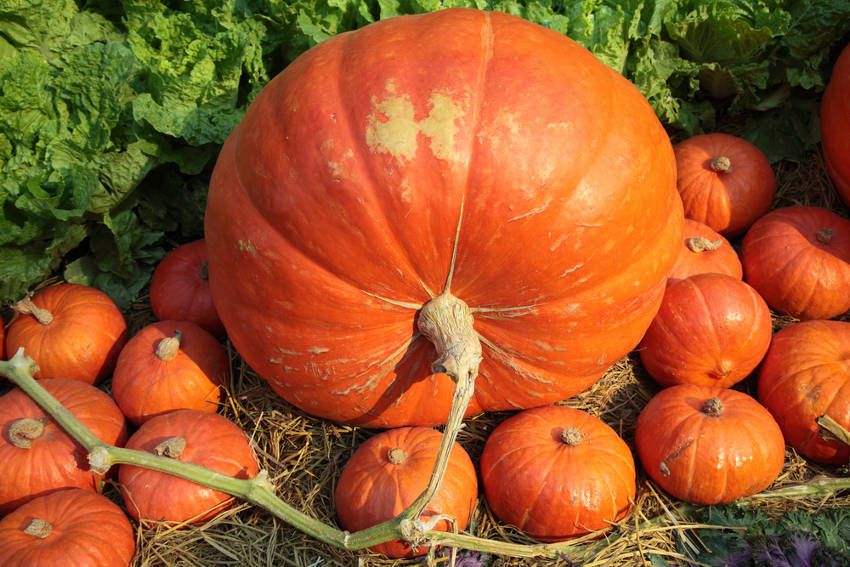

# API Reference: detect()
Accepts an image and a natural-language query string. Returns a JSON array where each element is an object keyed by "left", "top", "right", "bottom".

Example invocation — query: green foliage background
[{"left": 1, "top": 0, "right": 849, "bottom": 309}]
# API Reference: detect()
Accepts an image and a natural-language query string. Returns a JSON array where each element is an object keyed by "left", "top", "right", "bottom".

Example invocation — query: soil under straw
[{"left": 4, "top": 144, "right": 850, "bottom": 567}]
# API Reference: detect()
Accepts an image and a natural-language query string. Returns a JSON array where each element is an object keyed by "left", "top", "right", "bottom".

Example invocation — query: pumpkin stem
[
  {"left": 560, "top": 427, "right": 583, "bottom": 446},
  {"left": 8, "top": 417, "right": 48, "bottom": 448},
  {"left": 23, "top": 518, "right": 52, "bottom": 539},
  {"left": 710, "top": 156, "right": 732, "bottom": 173},
  {"left": 155, "top": 329, "right": 183, "bottom": 361},
  {"left": 686, "top": 237, "right": 722, "bottom": 253},
  {"left": 199, "top": 261, "right": 209, "bottom": 280},
  {"left": 12, "top": 294, "right": 54, "bottom": 325},
  {"left": 816, "top": 414, "right": 850, "bottom": 447},
  {"left": 402, "top": 292, "right": 481, "bottom": 523},
  {"left": 387, "top": 448, "right": 408, "bottom": 464},
  {"left": 701, "top": 397, "right": 724, "bottom": 417},
  {"left": 816, "top": 228, "right": 834, "bottom": 244},
  {"left": 154, "top": 436, "right": 187, "bottom": 458}
]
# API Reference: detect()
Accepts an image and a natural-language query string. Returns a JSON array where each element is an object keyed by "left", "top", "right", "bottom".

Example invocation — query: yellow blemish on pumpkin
[
  {"left": 236, "top": 240, "right": 257, "bottom": 255},
  {"left": 365, "top": 81, "right": 464, "bottom": 163}
]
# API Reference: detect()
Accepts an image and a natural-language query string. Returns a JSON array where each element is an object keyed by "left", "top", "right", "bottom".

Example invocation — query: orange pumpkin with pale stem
[
  {"left": 674, "top": 132, "right": 775, "bottom": 238},
  {"left": 119, "top": 409, "right": 260, "bottom": 525},
  {"left": 334, "top": 426, "right": 477, "bottom": 558},
  {"left": 111, "top": 320, "right": 227, "bottom": 426},
  {"left": 5, "top": 283, "right": 127, "bottom": 384},
  {"left": 741, "top": 206, "right": 850, "bottom": 320},
  {"left": 204, "top": 8, "right": 683, "bottom": 428},
  {"left": 0, "top": 378, "right": 129, "bottom": 515},
  {"left": 821, "top": 42, "right": 850, "bottom": 206},
  {"left": 0, "top": 489, "right": 135, "bottom": 567},
  {"left": 639, "top": 273, "right": 772, "bottom": 389},
  {"left": 667, "top": 218, "right": 742, "bottom": 285},
  {"left": 480, "top": 405, "right": 635, "bottom": 542},
  {"left": 635, "top": 384, "right": 785, "bottom": 505},
  {"left": 758, "top": 320, "right": 850, "bottom": 465}
]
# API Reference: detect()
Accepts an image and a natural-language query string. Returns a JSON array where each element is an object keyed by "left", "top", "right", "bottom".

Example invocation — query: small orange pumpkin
[
  {"left": 5, "top": 283, "right": 127, "bottom": 384},
  {"left": 639, "top": 273, "right": 772, "bottom": 389},
  {"left": 111, "top": 320, "right": 227, "bottom": 425},
  {"left": 0, "top": 378, "right": 129, "bottom": 515},
  {"left": 674, "top": 132, "right": 776, "bottom": 238},
  {"left": 150, "top": 239, "right": 224, "bottom": 335},
  {"left": 758, "top": 320, "right": 850, "bottom": 465},
  {"left": 741, "top": 206, "right": 850, "bottom": 320},
  {"left": 119, "top": 409, "right": 259, "bottom": 526},
  {"left": 0, "top": 488, "right": 135, "bottom": 567},
  {"left": 479, "top": 405, "right": 635, "bottom": 542},
  {"left": 667, "top": 218, "right": 742, "bottom": 285},
  {"left": 635, "top": 384, "right": 785, "bottom": 505},
  {"left": 334, "top": 426, "right": 478, "bottom": 558}
]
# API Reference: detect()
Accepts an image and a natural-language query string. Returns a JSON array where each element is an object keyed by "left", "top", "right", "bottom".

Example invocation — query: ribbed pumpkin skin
[
  {"left": 667, "top": 219, "right": 742, "bottom": 285},
  {"left": 204, "top": 8, "right": 682, "bottom": 427},
  {"left": 635, "top": 385, "right": 785, "bottom": 505},
  {"left": 119, "top": 409, "right": 259, "bottom": 525},
  {"left": 150, "top": 239, "right": 224, "bottom": 335},
  {"left": 5, "top": 284, "right": 127, "bottom": 384},
  {"left": 639, "top": 273, "right": 772, "bottom": 389},
  {"left": 0, "top": 378, "right": 129, "bottom": 515},
  {"left": 334, "top": 426, "right": 477, "bottom": 558},
  {"left": 635, "top": 384, "right": 785, "bottom": 505},
  {"left": 741, "top": 206, "right": 850, "bottom": 320},
  {"left": 674, "top": 132, "right": 776, "bottom": 238},
  {"left": 758, "top": 320, "right": 850, "bottom": 465},
  {"left": 479, "top": 406, "right": 635, "bottom": 542},
  {"left": 111, "top": 320, "right": 227, "bottom": 425},
  {"left": 821, "top": 43, "right": 850, "bottom": 206},
  {"left": 0, "top": 489, "right": 135, "bottom": 567}
]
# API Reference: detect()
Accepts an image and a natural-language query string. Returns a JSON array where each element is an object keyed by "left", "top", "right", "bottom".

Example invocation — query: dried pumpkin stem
[
  {"left": 199, "top": 261, "right": 209, "bottom": 280},
  {"left": 710, "top": 156, "right": 732, "bottom": 173},
  {"left": 686, "top": 237, "right": 722, "bottom": 253},
  {"left": 8, "top": 417, "right": 47, "bottom": 448},
  {"left": 402, "top": 292, "right": 482, "bottom": 523},
  {"left": 155, "top": 330, "right": 183, "bottom": 361},
  {"left": 560, "top": 427, "right": 583, "bottom": 446},
  {"left": 701, "top": 397, "right": 724, "bottom": 416},
  {"left": 154, "top": 436, "right": 187, "bottom": 458},
  {"left": 816, "top": 228, "right": 834, "bottom": 244},
  {"left": 13, "top": 295, "right": 54, "bottom": 325},
  {"left": 816, "top": 414, "right": 850, "bottom": 447},
  {"left": 387, "top": 448, "right": 407, "bottom": 464},
  {"left": 23, "top": 519, "right": 52, "bottom": 539}
]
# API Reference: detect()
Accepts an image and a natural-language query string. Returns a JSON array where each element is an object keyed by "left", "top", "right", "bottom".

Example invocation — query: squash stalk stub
[
  {"left": 8, "top": 417, "right": 47, "bottom": 448},
  {"left": 154, "top": 436, "right": 187, "bottom": 458},
  {"left": 686, "top": 237, "right": 722, "bottom": 253},
  {"left": 23, "top": 518, "right": 52, "bottom": 539},
  {"left": 701, "top": 397, "right": 724, "bottom": 417},
  {"left": 710, "top": 156, "right": 732, "bottom": 173},
  {"left": 560, "top": 427, "right": 583, "bottom": 446},
  {"left": 387, "top": 447, "right": 408, "bottom": 465},
  {"left": 156, "top": 330, "right": 183, "bottom": 361},
  {"left": 12, "top": 295, "right": 54, "bottom": 326},
  {"left": 816, "top": 228, "right": 834, "bottom": 244}
]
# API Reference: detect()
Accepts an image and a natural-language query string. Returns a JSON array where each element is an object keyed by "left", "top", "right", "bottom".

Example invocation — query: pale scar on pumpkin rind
[
  {"left": 365, "top": 80, "right": 466, "bottom": 163},
  {"left": 659, "top": 438, "right": 694, "bottom": 477}
]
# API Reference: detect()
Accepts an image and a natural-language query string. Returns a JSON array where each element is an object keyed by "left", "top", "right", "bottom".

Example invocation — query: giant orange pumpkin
[
  {"left": 821, "top": 42, "right": 850, "bottom": 206},
  {"left": 204, "top": 8, "right": 683, "bottom": 427}
]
